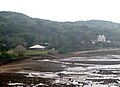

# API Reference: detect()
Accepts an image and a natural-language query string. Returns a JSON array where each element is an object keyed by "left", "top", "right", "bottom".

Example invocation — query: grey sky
[{"left": 0, "top": 0, "right": 120, "bottom": 23}]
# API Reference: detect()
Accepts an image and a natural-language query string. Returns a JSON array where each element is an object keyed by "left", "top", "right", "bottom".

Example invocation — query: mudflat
[{"left": 1, "top": 48, "right": 120, "bottom": 86}]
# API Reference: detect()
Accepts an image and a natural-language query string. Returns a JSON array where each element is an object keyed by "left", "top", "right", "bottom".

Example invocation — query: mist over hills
[{"left": 0, "top": 11, "right": 120, "bottom": 52}]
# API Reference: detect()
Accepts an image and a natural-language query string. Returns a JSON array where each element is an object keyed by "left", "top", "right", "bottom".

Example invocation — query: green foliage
[
  {"left": 1, "top": 11, "right": 120, "bottom": 53},
  {"left": 58, "top": 48, "right": 69, "bottom": 54},
  {"left": 0, "top": 52, "right": 17, "bottom": 59},
  {"left": 18, "top": 53, "right": 24, "bottom": 57},
  {"left": 24, "top": 50, "right": 48, "bottom": 55}
]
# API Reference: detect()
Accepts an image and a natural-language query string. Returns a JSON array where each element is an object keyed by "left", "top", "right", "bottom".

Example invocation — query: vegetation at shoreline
[
  {"left": 24, "top": 50, "right": 48, "bottom": 55},
  {"left": 0, "top": 53, "right": 16, "bottom": 59},
  {"left": 1, "top": 11, "right": 120, "bottom": 54}
]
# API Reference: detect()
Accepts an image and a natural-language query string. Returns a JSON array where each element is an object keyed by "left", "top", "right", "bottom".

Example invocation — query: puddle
[
  {"left": 16, "top": 54, "right": 120, "bottom": 86},
  {"left": 17, "top": 71, "right": 59, "bottom": 78}
]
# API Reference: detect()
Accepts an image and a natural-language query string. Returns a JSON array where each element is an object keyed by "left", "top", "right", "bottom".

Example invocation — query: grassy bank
[{"left": 24, "top": 50, "right": 48, "bottom": 55}]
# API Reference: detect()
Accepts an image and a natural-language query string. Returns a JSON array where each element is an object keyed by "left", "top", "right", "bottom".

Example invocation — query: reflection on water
[{"left": 16, "top": 54, "right": 120, "bottom": 87}]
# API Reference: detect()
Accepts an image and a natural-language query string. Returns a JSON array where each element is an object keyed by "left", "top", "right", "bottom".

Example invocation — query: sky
[{"left": 0, "top": 0, "right": 120, "bottom": 23}]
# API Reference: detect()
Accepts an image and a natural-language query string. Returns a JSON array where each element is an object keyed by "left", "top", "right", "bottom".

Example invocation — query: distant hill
[{"left": 0, "top": 11, "right": 120, "bottom": 53}]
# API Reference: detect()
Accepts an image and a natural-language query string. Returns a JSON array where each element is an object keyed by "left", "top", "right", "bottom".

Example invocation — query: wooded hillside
[{"left": 1, "top": 11, "right": 120, "bottom": 53}]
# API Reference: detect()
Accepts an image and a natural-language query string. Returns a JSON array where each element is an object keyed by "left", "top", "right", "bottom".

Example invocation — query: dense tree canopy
[{"left": 0, "top": 11, "right": 120, "bottom": 53}]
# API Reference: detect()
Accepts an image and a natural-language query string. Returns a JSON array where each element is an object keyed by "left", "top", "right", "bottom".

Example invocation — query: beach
[{"left": 1, "top": 48, "right": 120, "bottom": 86}]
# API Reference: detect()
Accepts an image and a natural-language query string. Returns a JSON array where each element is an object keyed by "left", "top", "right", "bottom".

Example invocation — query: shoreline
[
  {"left": 0, "top": 48, "right": 120, "bottom": 74},
  {"left": 0, "top": 48, "right": 120, "bottom": 86},
  {"left": 58, "top": 48, "right": 120, "bottom": 58}
]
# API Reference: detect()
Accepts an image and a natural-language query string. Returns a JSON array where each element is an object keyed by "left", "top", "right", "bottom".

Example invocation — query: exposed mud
[{"left": 1, "top": 49, "right": 120, "bottom": 87}]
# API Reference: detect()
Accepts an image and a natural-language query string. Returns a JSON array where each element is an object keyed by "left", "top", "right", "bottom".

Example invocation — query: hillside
[{"left": 0, "top": 11, "right": 120, "bottom": 53}]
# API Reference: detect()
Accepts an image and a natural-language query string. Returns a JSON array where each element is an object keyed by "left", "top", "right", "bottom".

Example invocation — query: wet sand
[
  {"left": 58, "top": 48, "right": 120, "bottom": 58},
  {"left": 0, "top": 48, "right": 120, "bottom": 86},
  {"left": 0, "top": 48, "right": 120, "bottom": 73},
  {"left": 0, "top": 58, "right": 65, "bottom": 86},
  {"left": 0, "top": 58, "right": 64, "bottom": 73}
]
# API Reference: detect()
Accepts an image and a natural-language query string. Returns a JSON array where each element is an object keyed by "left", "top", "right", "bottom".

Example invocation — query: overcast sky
[{"left": 0, "top": 0, "right": 120, "bottom": 23}]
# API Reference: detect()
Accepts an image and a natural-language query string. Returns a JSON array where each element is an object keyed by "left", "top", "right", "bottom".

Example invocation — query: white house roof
[{"left": 29, "top": 45, "right": 45, "bottom": 49}]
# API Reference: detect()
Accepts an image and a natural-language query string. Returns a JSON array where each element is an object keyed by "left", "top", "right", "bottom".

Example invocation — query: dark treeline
[{"left": 1, "top": 11, "right": 120, "bottom": 53}]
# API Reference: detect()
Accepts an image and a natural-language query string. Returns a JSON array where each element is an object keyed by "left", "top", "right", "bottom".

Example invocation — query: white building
[
  {"left": 97, "top": 35, "right": 106, "bottom": 42},
  {"left": 29, "top": 45, "right": 45, "bottom": 50}
]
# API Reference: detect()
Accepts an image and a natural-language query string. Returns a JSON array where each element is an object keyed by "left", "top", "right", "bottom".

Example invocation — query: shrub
[
  {"left": 58, "top": 48, "right": 69, "bottom": 54},
  {"left": 0, "top": 52, "right": 17, "bottom": 59}
]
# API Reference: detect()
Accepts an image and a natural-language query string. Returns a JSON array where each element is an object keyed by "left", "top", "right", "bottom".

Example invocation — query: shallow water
[{"left": 15, "top": 54, "right": 120, "bottom": 86}]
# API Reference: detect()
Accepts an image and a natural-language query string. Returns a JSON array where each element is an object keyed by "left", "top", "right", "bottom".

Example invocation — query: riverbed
[{"left": 1, "top": 50, "right": 120, "bottom": 87}]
